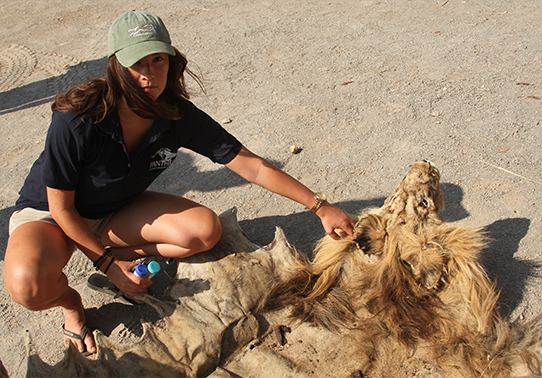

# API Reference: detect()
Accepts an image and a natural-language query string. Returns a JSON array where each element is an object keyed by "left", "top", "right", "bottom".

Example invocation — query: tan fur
[{"left": 262, "top": 161, "right": 541, "bottom": 377}]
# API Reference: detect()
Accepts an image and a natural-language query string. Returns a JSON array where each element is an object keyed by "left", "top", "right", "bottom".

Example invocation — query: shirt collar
[
  {"left": 97, "top": 110, "right": 173, "bottom": 145},
  {"left": 97, "top": 111, "right": 172, "bottom": 134},
  {"left": 95, "top": 111, "right": 120, "bottom": 135}
]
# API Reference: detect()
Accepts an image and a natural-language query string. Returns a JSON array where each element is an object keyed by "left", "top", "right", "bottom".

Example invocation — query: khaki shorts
[{"left": 9, "top": 207, "right": 114, "bottom": 243}]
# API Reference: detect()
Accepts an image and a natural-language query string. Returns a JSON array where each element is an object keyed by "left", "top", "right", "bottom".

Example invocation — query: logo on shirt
[{"left": 149, "top": 148, "right": 176, "bottom": 170}]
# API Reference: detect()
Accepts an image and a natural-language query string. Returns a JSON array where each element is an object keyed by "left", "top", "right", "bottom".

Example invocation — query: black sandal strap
[{"left": 62, "top": 324, "right": 89, "bottom": 341}]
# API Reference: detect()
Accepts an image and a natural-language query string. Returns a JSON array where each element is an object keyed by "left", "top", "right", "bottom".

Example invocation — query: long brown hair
[{"left": 52, "top": 47, "right": 203, "bottom": 123}]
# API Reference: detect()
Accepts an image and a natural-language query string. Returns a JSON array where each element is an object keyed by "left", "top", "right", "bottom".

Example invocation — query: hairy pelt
[{"left": 262, "top": 161, "right": 541, "bottom": 378}]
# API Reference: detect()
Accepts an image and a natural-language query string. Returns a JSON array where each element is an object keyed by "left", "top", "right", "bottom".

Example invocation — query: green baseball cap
[{"left": 108, "top": 10, "right": 175, "bottom": 68}]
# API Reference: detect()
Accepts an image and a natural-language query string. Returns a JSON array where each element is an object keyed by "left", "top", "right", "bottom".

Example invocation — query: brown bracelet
[{"left": 93, "top": 246, "right": 112, "bottom": 271}]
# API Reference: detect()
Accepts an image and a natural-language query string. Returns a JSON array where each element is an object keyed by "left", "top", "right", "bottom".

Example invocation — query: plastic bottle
[
  {"left": 132, "top": 263, "right": 148, "bottom": 277},
  {"left": 147, "top": 261, "right": 161, "bottom": 279},
  {"left": 114, "top": 262, "right": 159, "bottom": 300}
]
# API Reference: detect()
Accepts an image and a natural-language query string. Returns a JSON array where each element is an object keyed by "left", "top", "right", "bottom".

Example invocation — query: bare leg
[
  {"left": 4, "top": 221, "right": 96, "bottom": 354},
  {"left": 101, "top": 191, "right": 222, "bottom": 260}
]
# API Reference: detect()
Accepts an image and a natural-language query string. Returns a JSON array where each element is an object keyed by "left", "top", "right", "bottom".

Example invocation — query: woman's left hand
[{"left": 315, "top": 202, "right": 355, "bottom": 240}]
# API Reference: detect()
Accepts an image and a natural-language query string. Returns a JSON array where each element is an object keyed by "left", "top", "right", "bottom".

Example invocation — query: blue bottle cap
[
  {"left": 147, "top": 261, "right": 161, "bottom": 274},
  {"left": 133, "top": 263, "right": 148, "bottom": 277}
]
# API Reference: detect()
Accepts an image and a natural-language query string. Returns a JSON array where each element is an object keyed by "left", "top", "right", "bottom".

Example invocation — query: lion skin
[{"left": 262, "top": 161, "right": 541, "bottom": 378}]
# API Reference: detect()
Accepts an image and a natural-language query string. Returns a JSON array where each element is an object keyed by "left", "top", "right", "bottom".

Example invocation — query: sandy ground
[{"left": 1, "top": 1, "right": 541, "bottom": 377}]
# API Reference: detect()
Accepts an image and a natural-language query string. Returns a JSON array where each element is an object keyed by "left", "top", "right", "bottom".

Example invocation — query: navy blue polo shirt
[{"left": 15, "top": 100, "right": 242, "bottom": 219}]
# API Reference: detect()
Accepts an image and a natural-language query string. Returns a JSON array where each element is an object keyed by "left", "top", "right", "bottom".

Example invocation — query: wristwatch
[{"left": 310, "top": 192, "right": 327, "bottom": 213}]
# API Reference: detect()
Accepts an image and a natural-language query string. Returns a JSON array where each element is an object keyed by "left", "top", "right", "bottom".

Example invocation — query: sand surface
[{"left": 1, "top": 1, "right": 541, "bottom": 377}]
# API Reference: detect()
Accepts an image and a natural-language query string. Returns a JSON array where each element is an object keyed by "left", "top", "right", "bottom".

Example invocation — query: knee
[
  {"left": 197, "top": 210, "right": 222, "bottom": 251},
  {"left": 165, "top": 207, "right": 223, "bottom": 257},
  {"left": 5, "top": 265, "right": 38, "bottom": 310},
  {"left": 5, "top": 224, "right": 73, "bottom": 311},
  {"left": 182, "top": 209, "right": 222, "bottom": 254},
  {"left": 4, "top": 264, "right": 63, "bottom": 311}
]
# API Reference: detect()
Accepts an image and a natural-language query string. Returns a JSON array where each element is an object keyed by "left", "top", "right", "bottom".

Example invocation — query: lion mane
[{"left": 262, "top": 161, "right": 541, "bottom": 377}]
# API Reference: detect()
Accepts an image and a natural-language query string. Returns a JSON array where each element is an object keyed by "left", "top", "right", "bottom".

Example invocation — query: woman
[{"left": 4, "top": 10, "right": 354, "bottom": 356}]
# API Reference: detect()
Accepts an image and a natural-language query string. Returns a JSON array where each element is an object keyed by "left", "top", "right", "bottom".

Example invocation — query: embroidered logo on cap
[{"left": 129, "top": 24, "right": 156, "bottom": 38}]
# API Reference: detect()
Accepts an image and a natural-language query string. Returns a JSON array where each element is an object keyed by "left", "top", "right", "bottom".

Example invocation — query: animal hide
[
  {"left": 262, "top": 161, "right": 542, "bottom": 378},
  {"left": 25, "top": 208, "right": 299, "bottom": 377},
  {"left": 23, "top": 162, "right": 541, "bottom": 378}
]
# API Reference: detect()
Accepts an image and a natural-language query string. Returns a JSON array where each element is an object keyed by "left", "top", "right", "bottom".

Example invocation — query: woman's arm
[
  {"left": 46, "top": 187, "right": 149, "bottom": 295},
  {"left": 225, "top": 146, "right": 355, "bottom": 239}
]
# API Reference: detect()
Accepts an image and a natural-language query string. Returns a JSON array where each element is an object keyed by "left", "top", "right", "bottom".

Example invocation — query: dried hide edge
[{"left": 25, "top": 207, "right": 298, "bottom": 378}]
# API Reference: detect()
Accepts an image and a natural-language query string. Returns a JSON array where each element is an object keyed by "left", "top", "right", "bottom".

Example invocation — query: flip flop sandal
[
  {"left": 86, "top": 273, "right": 139, "bottom": 305},
  {"left": 62, "top": 324, "right": 93, "bottom": 357}
]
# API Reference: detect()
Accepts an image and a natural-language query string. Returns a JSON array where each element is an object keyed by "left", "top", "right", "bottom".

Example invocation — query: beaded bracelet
[{"left": 93, "top": 246, "right": 112, "bottom": 271}]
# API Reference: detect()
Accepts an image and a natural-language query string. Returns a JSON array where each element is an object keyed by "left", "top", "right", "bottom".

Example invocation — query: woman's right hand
[{"left": 105, "top": 259, "right": 151, "bottom": 296}]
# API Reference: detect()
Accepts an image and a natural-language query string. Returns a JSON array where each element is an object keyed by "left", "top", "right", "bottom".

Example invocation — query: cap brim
[{"left": 115, "top": 40, "right": 175, "bottom": 67}]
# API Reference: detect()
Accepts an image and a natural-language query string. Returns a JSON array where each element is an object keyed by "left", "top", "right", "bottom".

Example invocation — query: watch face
[{"left": 316, "top": 192, "right": 326, "bottom": 201}]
